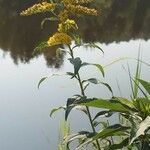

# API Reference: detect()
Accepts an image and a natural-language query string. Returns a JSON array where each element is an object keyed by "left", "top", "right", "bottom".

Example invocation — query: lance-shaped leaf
[
  {"left": 137, "top": 78, "right": 150, "bottom": 95},
  {"left": 92, "top": 110, "right": 113, "bottom": 122},
  {"left": 76, "top": 125, "right": 130, "bottom": 150},
  {"left": 130, "top": 116, "right": 150, "bottom": 144},
  {"left": 93, "top": 124, "right": 130, "bottom": 140},
  {"left": 82, "top": 78, "right": 99, "bottom": 84},
  {"left": 112, "top": 97, "right": 137, "bottom": 112},
  {"left": 79, "top": 99, "right": 132, "bottom": 113},
  {"left": 38, "top": 73, "right": 62, "bottom": 89},
  {"left": 38, "top": 77, "right": 48, "bottom": 89},
  {"left": 100, "top": 82, "right": 113, "bottom": 95},
  {"left": 84, "top": 43, "right": 104, "bottom": 54},
  {"left": 92, "top": 64, "right": 105, "bottom": 77},
  {"left": 50, "top": 106, "right": 66, "bottom": 117},
  {"left": 64, "top": 131, "right": 93, "bottom": 144},
  {"left": 81, "top": 62, "right": 105, "bottom": 77},
  {"left": 65, "top": 98, "right": 76, "bottom": 120}
]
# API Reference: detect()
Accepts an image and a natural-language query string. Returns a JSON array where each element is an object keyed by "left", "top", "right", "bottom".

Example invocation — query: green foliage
[
  {"left": 137, "top": 78, "right": 150, "bottom": 96},
  {"left": 22, "top": 0, "right": 150, "bottom": 149}
]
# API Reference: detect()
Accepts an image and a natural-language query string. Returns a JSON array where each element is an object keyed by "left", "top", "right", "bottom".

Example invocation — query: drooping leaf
[
  {"left": 93, "top": 124, "right": 130, "bottom": 140},
  {"left": 79, "top": 99, "right": 132, "bottom": 113},
  {"left": 80, "top": 63, "right": 105, "bottom": 77},
  {"left": 84, "top": 43, "right": 104, "bottom": 54},
  {"left": 74, "top": 106, "right": 87, "bottom": 115},
  {"left": 83, "top": 83, "right": 90, "bottom": 91},
  {"left": 92, "top": 110, "right": 113, "bottom": 122},
  {"left": 130, "top": 116, "right": 150, "bottom": 144},
  {"left": 65, "top": 98, "right": 76, "bottom": 121},
  {"left": 50, "top": 106, "right": 66, "bottom": 117},
  {"left": 38, "top": 73, "right": 62, "bottom": 89},
  {"left": 137, "top": 78, "right": 150, "bottom": 95},
  {"left": 65, "top": 131, "right": 92, "bottom": 144},
  {"left": 112, "top": 97, "right": 137, "bottom": 112},
  {"left": 38, "top": 77, "right": 48, "bottom": 89},
  {"left": 100, "top": 82, "right": 113, "bottom": 95},
  {"left": 92, "top": 64, "right": 105, "bottom": 77}
]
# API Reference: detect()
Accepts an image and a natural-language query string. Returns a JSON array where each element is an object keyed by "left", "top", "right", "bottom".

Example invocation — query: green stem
[{"left": 68, "top": 45, "right": 101, "bottom": 150}]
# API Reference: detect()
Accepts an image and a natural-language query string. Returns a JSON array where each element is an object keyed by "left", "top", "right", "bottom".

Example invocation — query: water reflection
[{"left": 0, "top": 0, "right": 149, "bottom": 66}]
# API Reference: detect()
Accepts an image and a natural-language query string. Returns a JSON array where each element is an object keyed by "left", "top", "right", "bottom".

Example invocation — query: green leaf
[
  {"left": 93, "top": 124, "right": 130, "bottom": 140},
  {"left": 92, "top": 110, "right": 113, "bottom": 122},
  {"left": 80, "top": 63, "right": 105, "bottom": 77},
  {"left": 130, "top": 116, "right": 150, "bottom": 144},
  {"left": 65, "top": 131, "right": 92, "bottom": 143},
  {"left": 83, "top": 83, "right": 90, "bottom": 91},
  {"left": 83, "top": 78, "right": 99, "bottom": 84},
  {"left": 69, "top": 57, "right": 82, "bottom": 75},
  {"left": 66, "top": 72, "right": 75, "bottom": 79},
  {"left": 85, "top": 43, "right": 104, "bottom": 54},
  {"left": 38, "top": 73, "right": 62, "bottom": 89},
  {"left": 50, "top": 106, "right": 66, "bottom": 117},
  {"left": 133, "top": 98, "right": 150, "bottom": 117},
  {"left": 92, "top": 64, "right": 105, "bottom": 77},
  {"left": 79, "top": 99, "right": 131, "bottom": 113},
  {"left": 100, "top": 82, "right": 113, "bottom": 95},
  {"left": 137, "top": 78, "right": 150, "bottom": 95},
  {"left": 38, "top": 77, "right": 48, "bottom": 89},
  {"left": 112, "top": 97, "right": 137, "bottom": 112},
  {"left": 65, "top": 98, "right": 76, "bottom": 121},
  {"left": 109, "top": 138, "right": 129, "bottom": 150}
]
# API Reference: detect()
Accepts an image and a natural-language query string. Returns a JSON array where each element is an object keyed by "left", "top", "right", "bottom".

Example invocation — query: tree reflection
[{"left": 0, "top": 0, "right": 149, "bottom": 67}]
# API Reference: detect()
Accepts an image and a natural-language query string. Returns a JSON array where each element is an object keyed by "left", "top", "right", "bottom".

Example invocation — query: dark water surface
[{"left": 0, "top": 0, "right": 150, "bottom": 149}]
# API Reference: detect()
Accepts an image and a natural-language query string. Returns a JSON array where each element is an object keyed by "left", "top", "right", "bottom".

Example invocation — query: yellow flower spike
[
  {"left": 47, "top": 32, "right": 72, "bottom": 46},
  {"left": 62, "top": 0, "right": 94, "bottom": 4},
  {"left": 58, "top": 10, "right": 69, "bottom": 22},
  {"left": 20, "top": 2, "right": 56, "bottom": 16},
  {"left": 65, "top": 4, "right": 98, "bottom": 16},
  {"left": 58, "top": 19, "right": 78, "bottom": 32}
]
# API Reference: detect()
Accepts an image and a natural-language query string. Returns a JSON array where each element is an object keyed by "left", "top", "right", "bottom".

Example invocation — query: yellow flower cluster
[
  {"left": 20, "top": 2, "right": 56, "bottom": 16},
  {"left": 66, "top": 4, "right": 98, "bottom": 16},
  {"left": 47, "top": 32, "right": 72, "bottom": 46},
  {"left": 63, "top": 0, "right": 94, "bottom": 4},
  {"left": 58, "top": 19, "right": 78, "bottom": 32},
  {"left": 21, "top": 0, "right": 98, "bottom": 47},
  {"left": 58, "top": 10, "right": 69, "bottom": 22}
]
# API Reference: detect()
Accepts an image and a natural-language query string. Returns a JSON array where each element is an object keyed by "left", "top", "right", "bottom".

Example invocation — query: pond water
[{"left": 0, "top": 0, "right": 150, "bottom": 150}]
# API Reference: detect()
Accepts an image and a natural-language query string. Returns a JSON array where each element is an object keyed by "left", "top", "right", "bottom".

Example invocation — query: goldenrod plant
[
  {"left": 21, "top": 0, "right": 150, "bottom": 149},
  {"left": 21, "top": 0, "right": 102, "bottom": 149}
]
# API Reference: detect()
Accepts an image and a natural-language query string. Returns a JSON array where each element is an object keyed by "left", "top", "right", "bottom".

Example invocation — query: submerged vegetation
[{"left": 21, "top": 0, "right": 150, "bottom": 149}]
